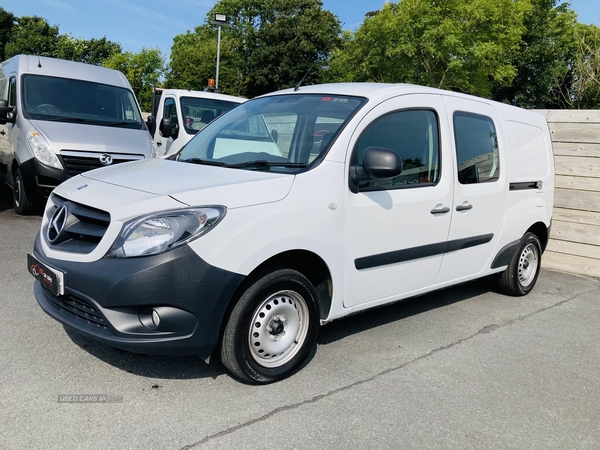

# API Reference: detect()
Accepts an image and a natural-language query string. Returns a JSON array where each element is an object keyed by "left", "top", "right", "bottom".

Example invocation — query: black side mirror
[
  {"left": 146, "top": 115, "right": 156, "bottom": 135},
  {"left": 0, "top": 99, "right": 15, "bottom": 125},
  {"left": 349, "top": 146, "right": 403, "bottom": 194},
  {"left": 159, "top": 117, "right": 179, "bottom": 140}
]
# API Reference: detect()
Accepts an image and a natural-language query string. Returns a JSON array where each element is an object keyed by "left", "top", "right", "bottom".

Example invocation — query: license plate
[{"left": 27, "top": 253, "right": 65, "bottom": 296}]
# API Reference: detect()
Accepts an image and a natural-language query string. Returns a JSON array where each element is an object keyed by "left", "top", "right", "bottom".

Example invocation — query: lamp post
[{"left": 213, "top": 13, "right": 230, "bottom": 92}]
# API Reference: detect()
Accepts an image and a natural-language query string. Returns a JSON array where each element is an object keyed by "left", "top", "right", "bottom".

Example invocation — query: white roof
[{"left": 159, "top": 89, "right": 246, "bottom": 104}]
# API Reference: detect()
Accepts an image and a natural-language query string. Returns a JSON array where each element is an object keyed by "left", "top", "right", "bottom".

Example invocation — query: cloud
[
  {"left": 106, "top": 0, "right": 195, "bottom": 31},
  {"left": 40, "top": 0, "right": 75, "bottom": 11}
]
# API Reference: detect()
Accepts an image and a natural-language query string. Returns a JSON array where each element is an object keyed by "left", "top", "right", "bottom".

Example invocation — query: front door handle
[
  {"left": 430, "top": 206, "right": 450, "bottom": 215},
  {"left": 456, "top": 203, "right": 473, "bottom": 211}
]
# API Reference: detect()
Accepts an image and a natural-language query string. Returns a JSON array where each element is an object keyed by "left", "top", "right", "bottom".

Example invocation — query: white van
[
  {"left": 28, "top": 83, "right": 554, "bottom": 384},
  {"left": 0, "top": 55, "right": 155, "bottom": 214},
  {"left": 146, "top": 88, "right": 245, "bottom": 156}
]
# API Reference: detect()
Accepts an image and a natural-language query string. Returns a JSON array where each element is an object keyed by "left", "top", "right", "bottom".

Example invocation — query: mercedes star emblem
[{"left": 47, "top": 205, "right": 68, "bottom": 244}]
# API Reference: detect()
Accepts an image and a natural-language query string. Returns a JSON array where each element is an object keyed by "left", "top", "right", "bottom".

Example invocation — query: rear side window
[
  {"left": 353, "top": 109, "right": 440, "bottom": 189},
  {"left": 454, "top": 112, "right": 499, "bottom": 184}
]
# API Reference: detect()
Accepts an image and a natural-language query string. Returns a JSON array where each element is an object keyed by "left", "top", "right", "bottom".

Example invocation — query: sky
[{"left": 0, "top": 0, "right": 598, "bottom": 60}]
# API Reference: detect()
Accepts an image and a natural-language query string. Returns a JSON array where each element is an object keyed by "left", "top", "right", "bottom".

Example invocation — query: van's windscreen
[
  {"left": 22, "top": 74, "right": 144, "bottom": 129},
  {"left": 176, "top": 94, "right": 366, "bottom": 173}
]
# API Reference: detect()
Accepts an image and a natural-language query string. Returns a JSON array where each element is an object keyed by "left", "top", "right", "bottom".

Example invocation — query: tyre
[
  {"left": 13, "top": 168, "right": 35, "bottom": 215},
  {"left": 220, "top": 268, "right": 320, "bottom": 384},
  {"left": 497, "top": 232, "right": 542, "bottom": 296}
]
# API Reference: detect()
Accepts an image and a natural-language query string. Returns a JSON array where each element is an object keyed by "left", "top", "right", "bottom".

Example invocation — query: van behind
[{"left": 0, "top": 55, "right": 155, "bottom": 214}]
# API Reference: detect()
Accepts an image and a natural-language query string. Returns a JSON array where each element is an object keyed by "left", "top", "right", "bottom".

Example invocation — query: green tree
[
  {"left": 167, "top": 0, "right": 341, "bottom": 98},
  {"left": 4, "top": 15, "right": 60, "bottom": 58},
  {"left": 326, "top": 0, "right": 530, "bottom": 98},
  {"left": 167, "top": 25, "right": 244, "bottom": 95},
  {"left": 0, "top": 7, "right": 15, "bottom": 61},
  {"left": 561, "top": 23, "right": 600, "bottom": 109},
  {"left": 55, "top": 35, "right": 122, "bottom": 65},
  {"left": 103, "top": 48, "right": 165, "bottom": 111},
  {"left": 492, "top": 0, "right": 577, "bottom": 108}
]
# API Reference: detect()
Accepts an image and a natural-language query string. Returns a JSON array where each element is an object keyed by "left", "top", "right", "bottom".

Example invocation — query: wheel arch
[
  {"left": 527, "top": 221, "right": 549, "bottom": 253},
  {"left": 215, "top": 249, "right": 333, "bottom": 353}
]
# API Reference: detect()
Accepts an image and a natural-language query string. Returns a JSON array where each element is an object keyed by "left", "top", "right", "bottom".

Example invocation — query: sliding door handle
[
  {"left": 430, "top": 206, "right": 450, "bottom": 215},
  {"left": 456, "top": 203, "right": 473, "bottom": 212}
]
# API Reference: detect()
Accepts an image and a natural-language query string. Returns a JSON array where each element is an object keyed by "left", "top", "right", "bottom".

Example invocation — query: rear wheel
[
  {"left": 13, "top": 168, "right": 35, "bottom": 215},
  {"left": 220, "top": 268, "right": 319, "bottom": 384},
  {"left": 497, "top": 232, "right": 542, "bottom": 296}
]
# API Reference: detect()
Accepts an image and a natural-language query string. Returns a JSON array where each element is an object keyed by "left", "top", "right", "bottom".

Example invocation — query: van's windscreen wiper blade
[
  {"left": 180, "top": 158, "right": 226, "bottom": 166},
  {"left": 226, "top": 160, "right": 307, "bottom": 168},
  {"left": 40, "top": 117, "right": 135, "bottom": 126}
]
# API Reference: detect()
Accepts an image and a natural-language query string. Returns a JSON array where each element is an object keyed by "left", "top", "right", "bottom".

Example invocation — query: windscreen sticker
[{"left": 320, "top": 97, "right": 350, "bottom": 103}]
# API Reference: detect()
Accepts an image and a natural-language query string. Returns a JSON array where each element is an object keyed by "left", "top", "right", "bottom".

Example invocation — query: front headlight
[
  {"left": 27, "top": 129, "right": 62, "bottom": 169},
  {"left": 106, "top": 207, "right": 226, "bottom": 258}
]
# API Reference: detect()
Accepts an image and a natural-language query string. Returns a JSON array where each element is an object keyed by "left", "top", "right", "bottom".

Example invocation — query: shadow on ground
[{"left": 63, "top": 275, "right": 497, "bottom": 381}]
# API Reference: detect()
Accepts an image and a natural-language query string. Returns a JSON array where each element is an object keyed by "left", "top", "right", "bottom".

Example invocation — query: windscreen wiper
[
  {"left": 180, "top": 158, "right": 227, "bottom": 166},
  {"left": 226, "top": 160, "right": 307, "bottom": 168}
]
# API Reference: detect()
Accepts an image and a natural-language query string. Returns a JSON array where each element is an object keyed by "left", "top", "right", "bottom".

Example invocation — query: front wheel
[
  {"left": 13, "top": 168, "right": 35, "bottom": 215},
  {"left": 220, "top": 269, "right": 320, "bottom": 384},
  {"left": 497, "top": 232, "right": 542, "bottom": 296}
]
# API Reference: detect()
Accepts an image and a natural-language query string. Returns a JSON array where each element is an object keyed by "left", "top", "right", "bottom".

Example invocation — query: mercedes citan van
[{"left": 27, "top": 83, "right": 553, "bottom": 384}]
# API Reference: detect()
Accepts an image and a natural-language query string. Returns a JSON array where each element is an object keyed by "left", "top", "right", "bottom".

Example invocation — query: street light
[{"left": 213, "top": 13, "right": 230, "bottom": 91}]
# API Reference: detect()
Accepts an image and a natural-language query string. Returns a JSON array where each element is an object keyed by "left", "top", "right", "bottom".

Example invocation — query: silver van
[{"left": 0, "top": 55, "right": 155, "bottom": 214}]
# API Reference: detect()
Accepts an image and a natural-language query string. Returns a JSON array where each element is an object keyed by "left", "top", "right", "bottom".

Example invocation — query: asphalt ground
[{"left": 1, "top": 185, "right": 599, "bottom": 450}]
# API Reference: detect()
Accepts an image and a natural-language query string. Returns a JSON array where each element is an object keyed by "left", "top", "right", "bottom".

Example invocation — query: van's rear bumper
[{"left": 32, "top": 233, "right": 244, "bottom": 357}]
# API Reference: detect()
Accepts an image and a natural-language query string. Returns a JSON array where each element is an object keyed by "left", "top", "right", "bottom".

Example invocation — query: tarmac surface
[{"left": 1, "top": 185, "right": 599, "bottom": 449}]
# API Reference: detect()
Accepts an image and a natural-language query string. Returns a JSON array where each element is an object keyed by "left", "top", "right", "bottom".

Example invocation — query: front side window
[
  {"left": 454, "top": 112, "right": 499, "bottom": 184},
  {"left": 176, "top": 94, "right": 366, "bottom": 173},
  {"left": 8, "top": 77, "right": 16, "bottom": 107},
  {"left": 352, "top": 109, "right": 440, "bottom": 189},
  {"left": 163, "top": 98, "right": 177, "bottom": 120},
  {"left": 22, "top": 74, "right": 144, "bottom": 129},
  {"left": 180, "top": 97, "right": 240, "bottom": 135}
]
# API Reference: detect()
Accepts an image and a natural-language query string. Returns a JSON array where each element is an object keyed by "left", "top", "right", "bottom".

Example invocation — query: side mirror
[
  {"left": 0, "top": 99, "right": 15, "bottom": 125},
  {"left": 349, "top": 146, "right": 403, "bottom": 194},
  {"left": 146, "top": 115, "right": 156, "bottom": 136},
  {"left": 159, "top": 117, "right": 179, "bottom": 140}
]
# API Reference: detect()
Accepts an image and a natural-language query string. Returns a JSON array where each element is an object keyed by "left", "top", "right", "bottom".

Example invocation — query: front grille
[
  {"left": 46, "top": 195, "right": 111, "bottom": 254},
  {"left": 46, "top": 289, "right": 108, "bottom": 330},
  {"left": 60, "top": 150, "right": 144, "bottom": 176}
]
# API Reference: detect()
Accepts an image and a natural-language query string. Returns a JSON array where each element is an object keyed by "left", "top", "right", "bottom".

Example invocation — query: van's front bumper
[
  {"left": 31, "top": 233, "right": 244, "bottom": 357},
  {"left": 19, "top": 157, "right": 69, "bottom": 201}
]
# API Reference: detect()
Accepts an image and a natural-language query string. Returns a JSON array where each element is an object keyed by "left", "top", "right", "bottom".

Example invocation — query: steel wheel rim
[
  {"left": 248, "top": 290, "right": 310, "bottom": 368},
  {"left": 518, "top": 243, "right": 538, "bottom": 287}
]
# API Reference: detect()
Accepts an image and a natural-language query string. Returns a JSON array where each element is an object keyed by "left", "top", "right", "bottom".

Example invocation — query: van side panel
[{"left": 492, "top": 107, "right": 554, "bottom": 263}]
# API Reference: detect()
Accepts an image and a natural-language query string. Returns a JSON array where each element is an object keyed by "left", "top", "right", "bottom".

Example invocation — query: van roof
[
  {"left": 157, "top": 88, "right": 246, "bottom": 104},
  {"left": 267, "top": 82, "right": 546, "bottom": 126},
  {"left": 0, "top": 54, "right": 131, "bottom": 89}
]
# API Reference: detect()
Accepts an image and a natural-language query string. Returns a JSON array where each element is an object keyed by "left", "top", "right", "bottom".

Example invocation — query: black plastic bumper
[
  {"left": 19, "top": 157, "right": 69, "bottom": 201},
  {"left": 32, "top": 233, "right": 245, "bottom": 357}
]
